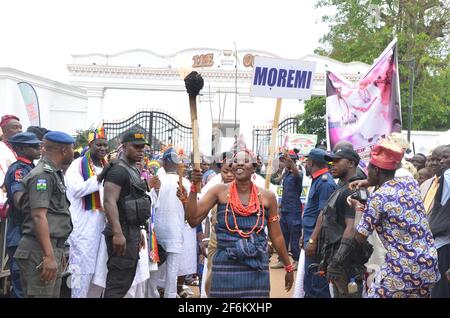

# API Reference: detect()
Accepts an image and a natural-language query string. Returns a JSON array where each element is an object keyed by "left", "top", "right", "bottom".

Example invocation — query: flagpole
[
  {"left": 407, "top": 59, "right": 415, "bottom": 142},
  {"left": 264, "top": 98, "right": 282, "bottom": 189}
]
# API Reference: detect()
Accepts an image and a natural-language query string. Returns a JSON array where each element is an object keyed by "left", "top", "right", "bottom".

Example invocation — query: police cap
[
  {"left": 305, "top": 148, "right": 328, "bottom": 163},
  {"left": 9, "top": 132, "right": 41, "bottom": 145},
  {"left": 121, "top": 130, "right": 149, "bottom": 145},
  {"left": 324, "top": 148, "right": 360, "bottom": 165},
  {"left": 44, "top": 131, "right": 75, "bottom": 144}
]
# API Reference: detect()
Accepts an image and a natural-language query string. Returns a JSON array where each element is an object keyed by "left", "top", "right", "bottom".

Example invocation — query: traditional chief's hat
[
  {"left": 370, "top": 138, "right": 404, "bottom": 170},
  {"left": 0, "top": 114, "right": 20, "bottom": 128}
]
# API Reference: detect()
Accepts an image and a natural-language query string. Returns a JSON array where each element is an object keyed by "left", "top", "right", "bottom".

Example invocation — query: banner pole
[{"left": 264, "top": 98, "right": 282, "bottom": 189}]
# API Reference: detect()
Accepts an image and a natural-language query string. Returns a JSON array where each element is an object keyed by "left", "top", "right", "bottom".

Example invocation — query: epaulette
[
  {"left": 321, "top": 174, "right": 328, "bottom": 181},
  {"left": 43, "top": 163, "right": 54, "bottom": 172}
]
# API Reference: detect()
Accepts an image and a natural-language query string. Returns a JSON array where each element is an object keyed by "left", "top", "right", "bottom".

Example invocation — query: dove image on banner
[
  {"left": 17, "top": 82, "right": 41, "bottom": 126},
  {"left": 251, "top": 56, "right": 316, "bottom": 100}
]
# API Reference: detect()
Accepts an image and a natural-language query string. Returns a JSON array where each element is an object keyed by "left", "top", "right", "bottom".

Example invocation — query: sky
[{"left": 0, "top": 0, "right": 332, "bottom": 83}]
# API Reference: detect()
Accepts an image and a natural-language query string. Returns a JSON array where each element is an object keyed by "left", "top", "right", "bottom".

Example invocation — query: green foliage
[
  {"left": 298, "top": 96, "right": 327, "bottom": 143},
  {"left": 74, "top": 129, "right": 90, "bottom": 150},
  {"left": 315, "top": 0, "right": 450, "bottom": 131}
]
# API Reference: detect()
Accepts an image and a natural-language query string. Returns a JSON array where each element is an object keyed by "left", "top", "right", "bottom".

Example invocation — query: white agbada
[
  {"left": 0, "top": 141, "right": 17, "bottom": 205},
  {"left": 177, "top": 222, "right": 197, "bottom": 276},
  {"left": 150, "top": 173, "right": 190, "bottom": 298},
  {"left": 66, "top": 157, "right": 106, "bottom": 277},
  {"left": 154, "top": 174, "right": 190, "bottom": 253}
]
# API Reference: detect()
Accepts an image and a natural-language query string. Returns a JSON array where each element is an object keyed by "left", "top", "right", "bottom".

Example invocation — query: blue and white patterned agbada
[{"left": 357, "top": 177, "right": 440, "bottom": 298}]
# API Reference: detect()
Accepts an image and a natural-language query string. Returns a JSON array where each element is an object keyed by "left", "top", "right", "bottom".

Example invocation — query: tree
[
  {"left": 298, "top": 96, "right": 327, "bottom": 143},
  {"left": 315, "top": 0, "right": 450, "bottom": 131},
  {"left": 74, "top": 129, "right": 90, "bottom": 150}
]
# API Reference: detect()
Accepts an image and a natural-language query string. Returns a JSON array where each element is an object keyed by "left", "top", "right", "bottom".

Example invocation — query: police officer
[
  {"left": 103, "top": 130, "right": 151, "bottom": 298},
  {"left": 3, "top": 132, "right": 41, "bottom": 297},
  {"left": 271, "top": 150, "right": 303, "bottom": 270},
  {"left": 302, "top": 148, "right": 337, "bottom": 298},
  {"left": 14, "top": 131, "right": 74, "bottom": 298},
  {"left": 307, "top": 148, "right": 372, "bottom": 298}
]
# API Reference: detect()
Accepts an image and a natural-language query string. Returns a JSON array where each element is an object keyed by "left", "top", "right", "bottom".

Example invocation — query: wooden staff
[
  {"left": 184, "top": 71, "right": 204, "bottom": 192},
  {"left": 264, "top": 98, "right": 282, "bottom": 189}
]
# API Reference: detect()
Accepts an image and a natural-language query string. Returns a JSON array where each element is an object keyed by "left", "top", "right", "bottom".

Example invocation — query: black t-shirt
[{"left": 104, "top": 164, "right": 131, "bottom": 199}]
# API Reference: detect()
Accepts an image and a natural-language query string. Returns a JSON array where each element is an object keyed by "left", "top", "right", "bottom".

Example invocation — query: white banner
[{"left": 250, "top": 56, "right": 316, "bottom": 99}]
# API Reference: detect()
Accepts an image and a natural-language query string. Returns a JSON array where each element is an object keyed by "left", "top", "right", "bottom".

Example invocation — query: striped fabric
[
  {"left": 80, "top": 150, "right": 104, "bottom": 211},
  {"left": 209, "top": 203, "right": 270, "bottom": 298}
]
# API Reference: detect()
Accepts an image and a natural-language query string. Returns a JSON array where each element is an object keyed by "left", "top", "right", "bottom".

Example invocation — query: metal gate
[
  {"left": 104, "top": 110, "right": 192, "bottom": 153},
  {"left": 252, "top": 116, "right": 299, "bottom": 157}
]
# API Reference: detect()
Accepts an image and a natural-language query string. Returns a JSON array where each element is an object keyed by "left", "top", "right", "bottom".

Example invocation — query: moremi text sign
[{"left": 250, "top": 56, "right": 316, "bottom": 100}]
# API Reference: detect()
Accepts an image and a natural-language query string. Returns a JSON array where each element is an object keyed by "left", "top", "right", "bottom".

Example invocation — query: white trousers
[
  {"left": 148, "top": 252, "right": 181, "bottom": 298},
  {"left": 71, "top": 273, "right": 104, "bottom": 298}
]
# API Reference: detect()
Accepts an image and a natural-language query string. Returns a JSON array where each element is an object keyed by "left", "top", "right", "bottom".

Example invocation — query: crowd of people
[{"left": 0, "top": 113, "right": 449, "bottom": 298}]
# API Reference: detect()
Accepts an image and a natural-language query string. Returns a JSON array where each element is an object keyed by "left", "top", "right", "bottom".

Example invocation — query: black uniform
[
  {"left": 103, "top": 159, "right": 151, "bottom": 298},
  {"left": 318, "top": 175, "right": 372, "bottom": 298},
  {"left": 14, "top": 158, "right": 73, "bottom": 298}
]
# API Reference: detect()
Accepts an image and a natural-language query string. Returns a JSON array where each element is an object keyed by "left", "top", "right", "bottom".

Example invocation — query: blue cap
[
  {"left": 306, "top": 148, "right": 328, "bottom": 163},
  {"left": 9, "top": 132, "right": 41, "bottom": 145},
  {"left": 162, "top": 147, "right": 179, "bottom": 164},
  {"left": 44, "top": 131, "right": 74, "bottom": 144}
]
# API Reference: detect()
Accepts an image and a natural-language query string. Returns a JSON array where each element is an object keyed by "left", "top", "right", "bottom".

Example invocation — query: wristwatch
[{"left": 308, "top": 238, "right": 315, "bottom": 244}]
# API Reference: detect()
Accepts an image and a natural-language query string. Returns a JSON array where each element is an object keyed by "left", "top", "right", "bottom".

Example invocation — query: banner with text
[
  {"left": 17, "top": 82, "right": 41, "bottom": 126},
  {"left": 282, "top": 133, "right": 317, "bottom": 156},
  {"left": 325, "top": 39, "right": 402, "bottom": 160},
  {"left": 251, "top": 56, "right": 316, "bottom": 99}
]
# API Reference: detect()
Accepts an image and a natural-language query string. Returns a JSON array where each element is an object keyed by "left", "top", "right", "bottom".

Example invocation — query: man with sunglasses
[{"left": 3, "top": 132, "right": 41, "bottom": 297}]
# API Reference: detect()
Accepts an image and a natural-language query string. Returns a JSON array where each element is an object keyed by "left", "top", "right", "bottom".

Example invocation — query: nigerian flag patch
[{"left": 36, "top": 179, "right": 47, "bottom": 191}]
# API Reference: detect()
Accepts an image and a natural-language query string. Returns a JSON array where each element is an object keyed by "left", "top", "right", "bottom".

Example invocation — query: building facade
[
  {"left": 0, "top": 67, "right": 87, "bottom": 134},
  {"left": 66, "top": 48, "right": 370, "bottom": 154}
]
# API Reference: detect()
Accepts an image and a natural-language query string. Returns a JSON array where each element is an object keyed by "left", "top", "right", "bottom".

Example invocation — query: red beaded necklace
[{"left": 224, "top": 181, "right": 265, "bottom": 238}]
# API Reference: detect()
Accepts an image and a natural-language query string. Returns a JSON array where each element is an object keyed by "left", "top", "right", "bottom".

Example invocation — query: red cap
[
  {"left": 0, "top": 115, "right": 20, "bottom": 128},
  {"left": 370, "top": 139, "right": 404, "bottom": 170}
]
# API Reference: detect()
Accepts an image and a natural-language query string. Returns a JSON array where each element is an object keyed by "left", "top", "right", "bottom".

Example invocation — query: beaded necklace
[{"left": 224, "top": 181, "right": 265, "bottom": 238}]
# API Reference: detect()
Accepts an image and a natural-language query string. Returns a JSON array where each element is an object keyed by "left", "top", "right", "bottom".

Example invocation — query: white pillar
[
  {"left": 198, "top": 93, "right": 214, "bottom": 156},
  {"left": 86, "top": 88, "right": 105, "bottom": 129}
]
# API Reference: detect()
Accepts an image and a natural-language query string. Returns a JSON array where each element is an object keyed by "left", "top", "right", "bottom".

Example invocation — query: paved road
[{"left": 269, "top": 254, "right": 296, "bottom": 298}]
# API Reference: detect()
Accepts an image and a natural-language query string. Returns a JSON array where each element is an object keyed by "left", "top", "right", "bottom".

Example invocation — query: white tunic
[
  {"left": 177, "top": 222, "right": 197, "bottom": 276},
  {"left": 66, "top": 157, "right": 106, "bottom": 275},
  {"left": 154, "top": 174, "right": 190, "bottom": 254}
]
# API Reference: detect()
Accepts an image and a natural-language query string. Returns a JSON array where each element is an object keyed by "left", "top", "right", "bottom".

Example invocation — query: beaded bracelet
[
  {"left": 268, "top": 215, "right": 280, "bottom": 223},
  {"left": 285, "top": 264, "right": 294, "bottom": 273}
]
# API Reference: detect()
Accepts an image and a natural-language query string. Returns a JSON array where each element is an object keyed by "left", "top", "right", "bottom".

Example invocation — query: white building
[
  {"left": 66, "top": 48, "right": 369, "bottom": 154},
  {"left": 2, "top": 49, "right": 443, "bottom": 156},
  {"left": 0, "top": 67, "right": 87, "bottom": 134}
]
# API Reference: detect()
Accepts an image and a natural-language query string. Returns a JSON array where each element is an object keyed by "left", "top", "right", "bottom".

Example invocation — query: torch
[{"left": 184, "top": 71, "right": 204, "bottom": 192}]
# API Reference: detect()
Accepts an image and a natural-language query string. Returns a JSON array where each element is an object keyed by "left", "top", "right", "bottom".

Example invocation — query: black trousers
[
  {"left": 431, "top": 243, "right": 450, "bottom": 298},
  {"left": 104, "top": 225, "right": 141, "bottom": 298}
]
